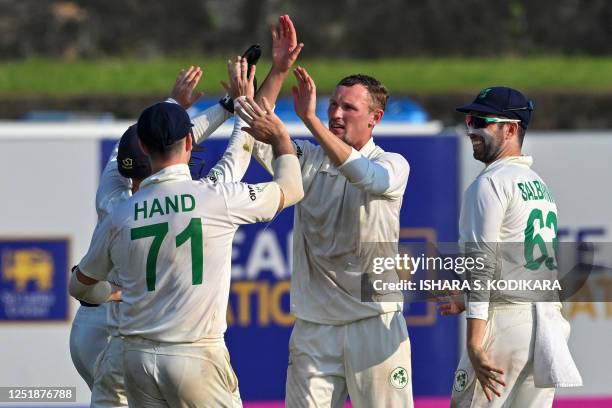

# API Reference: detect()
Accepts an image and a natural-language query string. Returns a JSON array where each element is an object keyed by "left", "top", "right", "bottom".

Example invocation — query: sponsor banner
[
  {"left": 0, "top": 239, "right": 70, "bottom": 321},
  {"left": 101, "top": 134, "right": 459, "bottom": 398}
]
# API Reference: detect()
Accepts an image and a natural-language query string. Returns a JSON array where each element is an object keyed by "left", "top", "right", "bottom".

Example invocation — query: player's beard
[{"left": 468, "top": 127, "right": 502, "bottom": 164}]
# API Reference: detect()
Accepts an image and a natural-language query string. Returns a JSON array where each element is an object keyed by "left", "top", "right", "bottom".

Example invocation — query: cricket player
[
  {"left": 447, "top": 87, "right": 576, "bottom": 407},
  {"left": 69, "top": 98, "right": 303, "bottom": 407},
  {"left": 237, "top": 15, "right": 412, "bottom": 407},
  {"left": 70, "top": 57, "right": 260, "bottom": 407}
]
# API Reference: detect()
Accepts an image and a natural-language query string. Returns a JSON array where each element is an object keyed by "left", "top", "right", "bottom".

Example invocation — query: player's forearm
[
  {"left": 68, "top": 267, "right": 112, "bottom": 304},
  {"left": 464, "top": 241, "right": 498, "bottom": 320},
  {"left": 206, "top": 115, "right": 253, "bottom": 183},
  {"left": 466, "top": 317, "right": 487, "bottom": 351},
  {"left": 270, "top": 132, "right": 294, "bottom": 158},
  {"left": 191, "top": 104, "right": 232, "bottom": 145},
  {"left": 256, "top": 68, "right": 289, "bottom": 107},
  {"left": 302, "top": 115, "right": 351, "bottom": 166}
]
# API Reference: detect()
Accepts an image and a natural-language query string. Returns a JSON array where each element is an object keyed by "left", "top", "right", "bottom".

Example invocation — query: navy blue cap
[
  {"left": 137, "top": 102, "right": 193, "bottom": 148},
  {"left": 117, "top": 124, "right": 152, "bottom": 180},
  {"left": 457, "top": 86, "right": 534, "bottom": 128}
]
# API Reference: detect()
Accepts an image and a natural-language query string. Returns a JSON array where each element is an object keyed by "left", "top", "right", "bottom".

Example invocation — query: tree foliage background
[{"left": 1, "top": 0, "right": 611, "bottom": 59}]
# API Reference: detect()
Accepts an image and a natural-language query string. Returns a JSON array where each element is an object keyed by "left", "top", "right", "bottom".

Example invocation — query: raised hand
[
  {"left": 170, "top": 66, "right": 204, "bottom": 109},
  {"left": 271, "top": 15, "right": 304, "bottom": 73},
  {"left": 221, "top": 56, "right": 256, "bottom": 100},
  {"left": 292, "top": 67, "right": 317, "bottom": 121},
  {"left": 236, "top": 97, "right": 290, "bottom": 145}
]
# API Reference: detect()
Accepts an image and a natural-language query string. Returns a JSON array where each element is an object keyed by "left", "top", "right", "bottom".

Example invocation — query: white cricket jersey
[
  {"left": 253, "top": 137, "right": 409, "bottom": 325},
  {"left": 93, "top": 114, "right": 253, "bottom": 330},
  {"left": 79, "top": 164, "right": 280, "bottom": 342},
  {"left": 460, "top": 156, "right": 559, "bottom": 320}
]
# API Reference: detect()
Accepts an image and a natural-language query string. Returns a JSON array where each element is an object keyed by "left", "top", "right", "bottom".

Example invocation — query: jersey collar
[
  {"left": 140, "top": 164, "right": 191, "bottom": 190},
  {"left": 483, "top": 155, "right": 533, "bottom": 174},
  {"left": 358, "top": 137, "right": 376, "bottom": 157}
]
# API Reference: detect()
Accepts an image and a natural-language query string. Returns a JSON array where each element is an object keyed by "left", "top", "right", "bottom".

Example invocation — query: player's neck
[
  {"left": 151, "top": 158, "right": 188, "bottom": 175},
  {"left": 132, "top": 179, "right": 142, "bottom": 193},
  {"left": 485, "top": 145, "right": 522, "bottom": 166}
]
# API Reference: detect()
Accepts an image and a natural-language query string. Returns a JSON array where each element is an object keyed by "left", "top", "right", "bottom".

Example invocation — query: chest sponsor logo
[{"left": 248, "top": 185, "right": 257, "bottom": 201}]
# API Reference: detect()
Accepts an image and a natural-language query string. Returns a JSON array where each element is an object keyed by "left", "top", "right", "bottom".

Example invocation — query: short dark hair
[
  {"left": 337, "top": 74, "right": 389, "bottom": 112},
  {"left": 517, "top": 125, "right": 526, "bottom": 146}
]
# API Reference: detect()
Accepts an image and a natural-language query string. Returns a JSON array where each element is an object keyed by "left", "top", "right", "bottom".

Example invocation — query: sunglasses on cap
[
  {"left": 503, "top": 100, "right": 535, "bottom": 112},
  {"left": 465, "top": 114, "right": 521, "bottom": 129}
]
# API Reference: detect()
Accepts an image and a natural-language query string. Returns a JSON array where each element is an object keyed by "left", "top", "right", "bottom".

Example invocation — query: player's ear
[
  {"left": 506, "top": 122, "right": 519, "bottom": 141},
  {"left": 185, "top": 133, "right": 193, "bottom": 152},
  {"left": 371, "top": 108, "right": 384, "bottom": 126}
]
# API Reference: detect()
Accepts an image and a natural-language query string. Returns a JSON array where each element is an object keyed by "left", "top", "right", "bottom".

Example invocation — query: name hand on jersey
[{"left": 134, "top": 194, "right": 196, "bottom": 221}]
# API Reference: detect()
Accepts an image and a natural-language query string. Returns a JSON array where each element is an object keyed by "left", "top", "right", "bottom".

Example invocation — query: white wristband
[{"left": 273, "top": 154, "right": 304, "bottom": 209}]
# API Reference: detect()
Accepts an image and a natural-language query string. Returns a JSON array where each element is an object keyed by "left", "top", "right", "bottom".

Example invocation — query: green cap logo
[{"left": 478, "top": 88, "right": 492, "bottom": 99}]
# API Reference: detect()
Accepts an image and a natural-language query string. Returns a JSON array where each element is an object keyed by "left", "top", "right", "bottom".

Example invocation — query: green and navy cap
[{"left": 457, "top": 86, "right": 534, "bottom": 129}]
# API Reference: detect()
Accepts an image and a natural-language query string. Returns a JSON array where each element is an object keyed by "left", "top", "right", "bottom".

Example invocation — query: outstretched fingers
[
  {"left": 260, "top": 97, "right": 273, "bottom": 114},
  {"left": 236, "top": 98, "right": 259, "bottom": 122}
]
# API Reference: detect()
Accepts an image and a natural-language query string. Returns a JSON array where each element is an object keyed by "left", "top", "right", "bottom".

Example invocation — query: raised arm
[
  {"left": 204, "top": 57, "right": 257, "bottom": 183},
  {"left": 256, "top": 15, "right": 303, "bottom": 107},
  {"left": 250, "top": 15, "right": 303, "bottom": 173}
]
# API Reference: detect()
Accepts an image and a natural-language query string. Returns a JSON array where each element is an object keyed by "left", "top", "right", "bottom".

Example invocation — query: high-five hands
[
  {"left": 292, "top": 67, "right": 317, "bottom": 121},
  {"left": 221, "top": 56, "right": 256, "bottom": 100},
  {"left": 170, "top": 66, "right": 204, "bottom": 109},
  {"left": 271, "top": 15, "right": 304, "bottom": 73},
  {"left": 235, "top": 97, "right": 290, "bottom": 145}
]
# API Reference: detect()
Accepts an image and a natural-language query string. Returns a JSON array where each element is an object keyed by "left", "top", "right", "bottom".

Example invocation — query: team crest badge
[
  {"left": 122, "top": 157, "right": 133, "bottom": 169},
  {"left": 454, "top": 369, "right": 468, "bottom": 392},
  {"left": 478, "top": 88, "right": 492, "bottom": 99},
  {"left": 389, "top": 367, "right": 408, "bottom": 389}
]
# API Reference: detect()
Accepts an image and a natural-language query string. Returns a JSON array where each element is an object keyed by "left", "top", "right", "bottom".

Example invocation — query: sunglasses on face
[{"left": 465, "top": 114, "right": 522, "bottom": 129}]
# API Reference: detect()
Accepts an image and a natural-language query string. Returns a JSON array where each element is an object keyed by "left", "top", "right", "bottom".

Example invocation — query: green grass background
[{"left": 1, "top": 57, "right": 611, "bottom": 97}]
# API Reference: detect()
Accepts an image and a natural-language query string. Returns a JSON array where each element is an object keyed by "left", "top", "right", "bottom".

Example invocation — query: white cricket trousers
[
  {"left": 285, "top": 311, "right": 413, "bottom": 408},
  {"left": 69, "top": 304, "right": 110, "bottom": 389},
  {"left": 123, "top": 335, "right": 242, "bottom": 408},
  {"left": 451, "top": 304, "right": 566, "bottom": 408},
  {"left": 91, "top": 334, "right": 128, "bottom": 407}
]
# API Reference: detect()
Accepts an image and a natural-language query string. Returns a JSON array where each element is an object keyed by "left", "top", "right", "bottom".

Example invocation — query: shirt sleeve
[
  {"left": 204, "top": 116, "right": 253, "bottom": 184},
  {"left": 220, "top": 182, "right": 282, "bottom": 225},
  {"left": 191, "top": 103, "right": 232, "bottom": 145},
  {"left": 336, "top": 149, "right": 409, "bottom": 199},
  {"left": 462, "top": 176, "right": 507, "bottom": 321},
  {"left": 96, "top": 140, "right": 131, "bottom": 222},
  {"left": 78, "top": 216, "right": 116, "bottom": 282}
]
